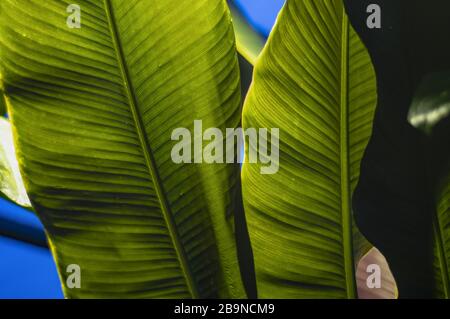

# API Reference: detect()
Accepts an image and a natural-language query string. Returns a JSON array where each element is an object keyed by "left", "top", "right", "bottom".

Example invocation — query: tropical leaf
[
  {"left": 0, "top": 117, "right": 31, "bottom": 207},
  {"left": 241, "top": 0, "right": 377, "bottom": 298},
  {"left": 0, "top": 0, "right": 246, "bottom": 298},
  {"left": 434, "top": 170, "right": 450, "bottom": 298}
]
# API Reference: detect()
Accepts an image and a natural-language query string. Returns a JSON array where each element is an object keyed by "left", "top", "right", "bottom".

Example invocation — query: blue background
[
  {"left": 0, "top": 199, "right": 63, "bottom": 298},
  {"left": 233, "top": 0, "right": 285, "bottom": 37},
  {"left": 0, "top": 0, "right": 284, "bottom": 299}
]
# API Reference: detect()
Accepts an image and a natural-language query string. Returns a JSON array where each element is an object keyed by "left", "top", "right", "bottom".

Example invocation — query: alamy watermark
[
  {"left": 171, "top": 120, "right": 280, "bottom": 175},
  {"left": 66, "top": 264, "right": 81, "bottom": 289},
  {"left": 367, "top": 4, "right": 381, "bottom": 29},
  {"left": 366, "top": 263, "right": 381, "bottom": 289},
  {"left": 66, "top": 4, "right": 81, "bottom": 29}
]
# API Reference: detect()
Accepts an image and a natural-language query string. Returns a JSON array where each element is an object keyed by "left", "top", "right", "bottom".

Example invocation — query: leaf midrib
[
  {"left": 103, "top": 0, "right": 198, "bottom": 298},
  {"left": 339, "top": 9, "right": 356, "bottom": 299}
]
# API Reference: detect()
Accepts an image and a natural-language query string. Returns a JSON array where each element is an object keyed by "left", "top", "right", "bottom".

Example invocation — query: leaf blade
[
  {"left": 241, "top": 0, "right": 377, "bottom": 298},
  {"left": 0, "top": 0, "right": 245, "bottom": 298}
]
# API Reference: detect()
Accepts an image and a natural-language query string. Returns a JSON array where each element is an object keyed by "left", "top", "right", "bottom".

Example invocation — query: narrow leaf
[{"left": 241, "top": 0, "right": 377, "bottom": 298}]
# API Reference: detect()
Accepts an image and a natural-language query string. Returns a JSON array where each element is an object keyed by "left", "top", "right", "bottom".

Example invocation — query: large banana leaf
[
  {"left": 0, "top": 0, "right": 246, "bottom": 298},
  {"left": 241, "top": 0, "right": 377, "bottom": 298},
  {"left": 434, "top": 171, "right": 450, "bottom": 298}
]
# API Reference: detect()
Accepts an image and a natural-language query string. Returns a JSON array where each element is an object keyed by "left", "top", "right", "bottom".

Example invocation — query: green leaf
[
  {"left": 434, "top": 171, "right": 450, "bottom": 298},
  {"left": 0, "top": 0, "right": 245, "bottom": 298},
  {"left": 0, "top": 117, "right": 31, "bottom": 207},
  {"left": 241, "top": 0, "right": 377, "bottom": 298}
]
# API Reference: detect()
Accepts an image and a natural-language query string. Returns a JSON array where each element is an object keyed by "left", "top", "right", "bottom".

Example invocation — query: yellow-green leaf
[
  {"left": 0, "top": 0, "right": 245, "bottom": 298},
  {"left": 242, "top": 0, "right": 377, "bottom": 298}
]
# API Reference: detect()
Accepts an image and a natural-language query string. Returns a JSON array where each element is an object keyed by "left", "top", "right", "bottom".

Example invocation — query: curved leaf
[
  {"left": 434, "top": 171, "right": 450, "bottom": 298},
  {"left": 241, "top": 0, "right": 377, "bottom": 298},
  {"left": 0, "top": 0, "right": 245, "bottom": 298}
]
